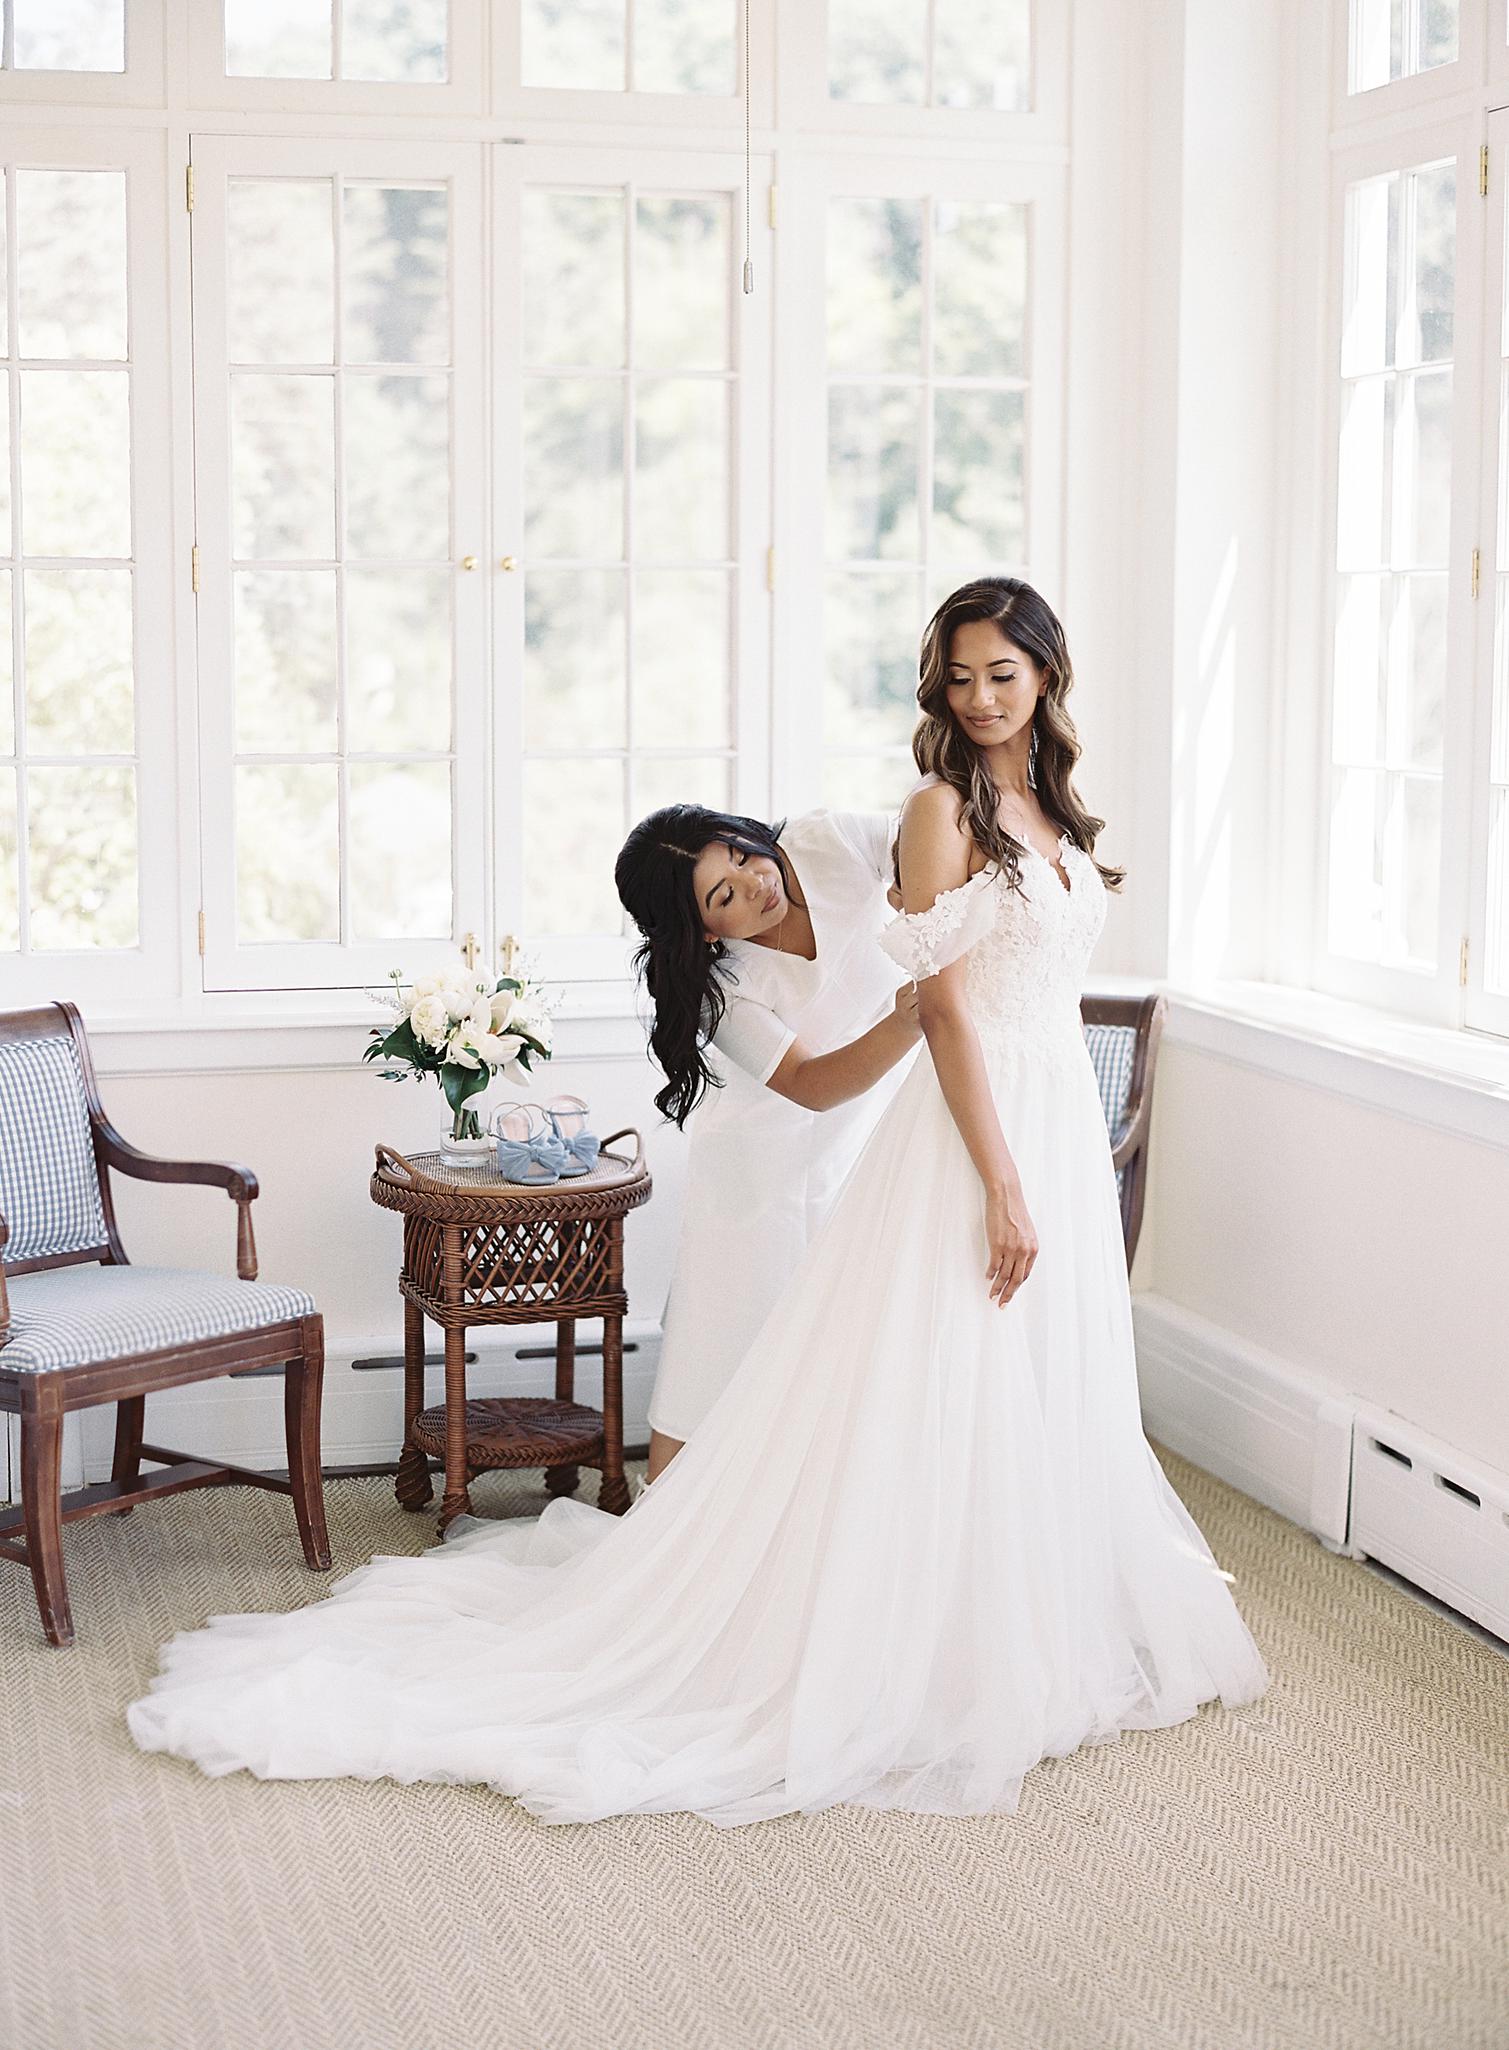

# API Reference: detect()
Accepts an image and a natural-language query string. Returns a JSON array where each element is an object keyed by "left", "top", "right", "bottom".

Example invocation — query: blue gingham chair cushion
[
  {"left": 1083, "top": 1023, "right": 1137, "bottom": 1197},
  {"left": 0, "top": 1265, "right": 316, "bottom": 1374},
  {"left": 0, "top": 1033, "right": 109, "bottom": 1262}
]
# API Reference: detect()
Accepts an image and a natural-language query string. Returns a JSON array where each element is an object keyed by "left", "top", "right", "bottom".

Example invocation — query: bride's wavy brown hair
[{"left": 913, "top": 577, "right": 1124, "bottom": 897}]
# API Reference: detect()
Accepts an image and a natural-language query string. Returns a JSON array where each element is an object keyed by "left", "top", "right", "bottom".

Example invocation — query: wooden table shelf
[{"left": 369, "top": 1133, "right": 652, "bottom": 1535}]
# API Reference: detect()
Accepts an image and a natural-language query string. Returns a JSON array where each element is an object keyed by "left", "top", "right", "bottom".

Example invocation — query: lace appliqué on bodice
[{"left": 879, "top": 837, "right": 1108, "bottom": 1070}]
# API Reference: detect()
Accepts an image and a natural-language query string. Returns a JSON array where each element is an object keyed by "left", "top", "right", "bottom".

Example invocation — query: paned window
[
  {"left": 822, "top": 192, "right": 1032, "bottom": 807},
  {"left": 827, "top": 0, "right": 1029, "bottom": 110},
  {"left": 520, "top": 0, "right": 736, "bottom": 95},
  {"left": 1347, "top": 0, "right": 1459, "bottom": 94},
  {"left": 193, "top": 141, "right": 485, "bottom": 991},
  {"left": 1329, "top": 157, "right": 1454, "bottom": 972},
  {"left": 222, "top": 0, "right": 448, "bottom": 82},
  {"left": 0, "top": 160, "right": 137, "bottom": 954},
  {"left": 502, "top": 158, "right": 759, "bottom": 961}
]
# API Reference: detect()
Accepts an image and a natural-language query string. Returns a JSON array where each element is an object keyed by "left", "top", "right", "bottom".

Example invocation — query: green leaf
[{"left": 440, "top": 1062, "right": 490, "bottom": 1116}]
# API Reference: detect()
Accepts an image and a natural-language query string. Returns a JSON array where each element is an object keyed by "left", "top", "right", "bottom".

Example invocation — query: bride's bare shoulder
[
  {"left": 897, "top": 776, "right": 975, "bottom": 909},
  {"left": 899, "top": 776, "right": 971, "bottom": 848}
]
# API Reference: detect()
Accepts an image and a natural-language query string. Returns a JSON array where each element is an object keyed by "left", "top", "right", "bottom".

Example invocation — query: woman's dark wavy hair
[
  {"left": 615, "top": 804, "right": 802, "bottom": 1129},
  {"left": 914, "top": 575, "right": 1124, "bottom": 897}
]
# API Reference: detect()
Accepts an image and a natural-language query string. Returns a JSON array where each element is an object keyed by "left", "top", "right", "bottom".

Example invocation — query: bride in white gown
[{"left": 127, "top": 576, "right": 1270, "bottom": 1827}]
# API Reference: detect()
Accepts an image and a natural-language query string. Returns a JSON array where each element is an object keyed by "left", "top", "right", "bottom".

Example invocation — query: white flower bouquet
[{"left": 364, "top": 961, "right": 555, "bottom": 1148}]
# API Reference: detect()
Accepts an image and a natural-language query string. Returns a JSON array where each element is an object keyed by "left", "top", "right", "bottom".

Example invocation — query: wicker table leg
[
  {"left": 545, "top": 1314, "right": 580, "bottom": 1501},
  {"left": 437, "top": 1223, "right": 473, "bottom": 1536},
  {"left": 597, "top": 1305, "right": 630, "bottom": 1516},
  {"left": 395, "top": 1295, "right": 433, "bottom": 1510},
  {"left": 437, "top": 1316, "right": 473, "bottom": 1534}
]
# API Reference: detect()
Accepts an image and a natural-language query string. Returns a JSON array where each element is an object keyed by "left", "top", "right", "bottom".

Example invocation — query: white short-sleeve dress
[{"left": 648, "top": 807, "right": 915, "bottom": 1442}]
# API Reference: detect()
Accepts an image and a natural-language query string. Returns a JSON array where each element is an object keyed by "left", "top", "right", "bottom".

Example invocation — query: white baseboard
[
  {"left": 2, "top": 1321, "right": 664, "bottom": 1502},
  {"left": 1131, "top": 1293, "right": 1356, "bottom": 1546}
]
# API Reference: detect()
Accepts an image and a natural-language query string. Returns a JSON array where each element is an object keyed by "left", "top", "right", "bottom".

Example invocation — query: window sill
[
  {"left": 84, "top": 983, "right": 648, "bottom": 1079},
  {"left": 1163, "top": 980, "right": 1509, "bottom": 1148}
]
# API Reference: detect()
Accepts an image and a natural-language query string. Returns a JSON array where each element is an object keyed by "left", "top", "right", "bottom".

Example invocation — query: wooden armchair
[
  {"left": 1079, "top": 992, "right": 1167, "bottom": 1270},
  {"left": 0, "top": 1001, "right": 330, "bottom": 1647}
]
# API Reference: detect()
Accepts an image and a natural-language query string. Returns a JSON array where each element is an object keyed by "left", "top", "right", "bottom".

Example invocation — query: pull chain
[{"left": 742, "top": 2, "right": 754, "bottom": 294}]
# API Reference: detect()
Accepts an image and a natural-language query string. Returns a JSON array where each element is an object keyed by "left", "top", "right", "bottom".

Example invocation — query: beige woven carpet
[{"left": 1, "top": 1449, "right": 1505, "bottom": 2050}]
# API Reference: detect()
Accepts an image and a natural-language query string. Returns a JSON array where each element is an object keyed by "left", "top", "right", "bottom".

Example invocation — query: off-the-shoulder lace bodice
[{"left": 880, "top": 836, "right": 1107, "bottom": 1068}]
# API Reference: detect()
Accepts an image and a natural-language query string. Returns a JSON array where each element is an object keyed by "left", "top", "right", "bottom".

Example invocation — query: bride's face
[
  {"left": 691, "top": 840, "right": 787, "bottom": 943},
  {"left": 944, "top": 620, "right": 1044, "bottom": 748}
]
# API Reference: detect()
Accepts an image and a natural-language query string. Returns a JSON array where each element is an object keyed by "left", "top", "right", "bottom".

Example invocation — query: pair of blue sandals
[{"left": 494, "top": 1095, "right": 601, "bottom": 1185}]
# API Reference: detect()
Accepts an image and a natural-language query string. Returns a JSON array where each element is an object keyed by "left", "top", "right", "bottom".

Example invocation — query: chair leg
[
  {"left": 283, "top": 1317, "right": 332, "bottom": 1571},
  {"left": 109, "top": 1394, "right": 146, "bottom": 1514},
  {"left": 21, "top": 1411, "right": 73, "bottom": 1648}
]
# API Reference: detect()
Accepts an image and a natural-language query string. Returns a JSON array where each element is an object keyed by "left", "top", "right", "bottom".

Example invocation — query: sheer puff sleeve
[{"left": 878, "top": 868, "right": 998, "bottom": 983}]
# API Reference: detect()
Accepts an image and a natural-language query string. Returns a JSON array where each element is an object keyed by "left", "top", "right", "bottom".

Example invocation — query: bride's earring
[{"left": 1027, "top": 720, "right": 1040, "bottom": 791}]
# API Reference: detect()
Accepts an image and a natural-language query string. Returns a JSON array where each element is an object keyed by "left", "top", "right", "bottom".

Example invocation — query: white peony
[
  {"left": 409, "top": 972, "right": 446, "bottom": 1002},
  {"left": 437, "top": 978, "right": 475, "bottom": 1021},
  {"left": 409, "top": 993, "right": 450, "bottom": 1049}
]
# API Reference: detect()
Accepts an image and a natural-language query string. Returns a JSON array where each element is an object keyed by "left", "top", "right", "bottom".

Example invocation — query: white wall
[{"left": 1145, "top": 1038, "right": 1509, "bottom": 1475}]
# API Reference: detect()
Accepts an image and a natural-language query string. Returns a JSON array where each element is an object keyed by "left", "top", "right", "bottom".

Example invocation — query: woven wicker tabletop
[{"left": 400, "top": 1148, "right": 644, "bottom": 1194}]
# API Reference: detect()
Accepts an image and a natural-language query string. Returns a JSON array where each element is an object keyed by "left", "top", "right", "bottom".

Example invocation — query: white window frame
[
  {"left": 1329, "top": 0, "right": 1490, "bottom": 132},
  {"left": 491, "top": 141, "right": 775, "bottom": 986},
  {"left": 1310, "top": 114, "right": 1489, "bottom": 1028},
  {"left": 1492, "top": 0, "right": 1509, "bottom": 91},
  {"left": 1, "top": 122, "right": 177, "bottom": 1006},
  {"left": 776, "top": 0, "right": 1069, "bottom": 150},
  {"left": 190, "top": 133, "right": 488, "bottom": 993},
  {"left": 185, "top": 1, "right": 486, "bottom": 117},
  {"left": 1464, "top": 101, "right": 1509, "bottom": 1035},
  {"left": 0, "top": 0, "right": 164, "bottom": 107},
  {"left": 771, "top": 149, "right": 1068, "bottom": 815}
]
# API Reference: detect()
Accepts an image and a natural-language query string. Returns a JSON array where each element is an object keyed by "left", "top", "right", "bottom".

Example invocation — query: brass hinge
[
  {"left": 1482, "top": 143, "right": 1490, "bottom": 199},
  {"left": 765, "top": 544, "right": 775, "bottom": 592},
  {"left": 1471, "top": 546, "right": 1481, "bottom": 599},
  {"left": 190, "top": 543, "right": 201, "bottom": 594},
  {"left": 197, "top": 909, "right": 206, "bottom": 956},
  {"left": 768, "top": 183, "right": 777, "bottom": 229},
  {"left": 186, "top": 162, "right": 195, "bottom": 212},
  {"left": 1459, "top": 936, "right": 1469, "bottom": 988}
]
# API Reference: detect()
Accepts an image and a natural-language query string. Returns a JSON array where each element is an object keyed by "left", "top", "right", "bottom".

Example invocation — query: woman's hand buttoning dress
[{"left": 126, "top": 578, "right": 1269, "bottom": 1826}]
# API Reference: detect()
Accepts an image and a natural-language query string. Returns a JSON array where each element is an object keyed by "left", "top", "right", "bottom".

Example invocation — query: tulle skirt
[{"left": 127, "top": 1034, "right": 1270, "bottom": 1826}]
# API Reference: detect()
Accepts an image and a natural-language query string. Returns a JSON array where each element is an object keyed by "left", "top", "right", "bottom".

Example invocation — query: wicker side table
[{"left": 369, "top": 1132, "right": 651, "bottom": 1535}]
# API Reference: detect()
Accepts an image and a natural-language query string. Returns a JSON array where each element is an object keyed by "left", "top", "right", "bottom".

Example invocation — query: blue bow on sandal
[
  {"left": 493, "top": 1105, "right": 569, "bottom": 1184},
  {"left": 544, "top": 1094, "right": 601, "bottom": 1177}
]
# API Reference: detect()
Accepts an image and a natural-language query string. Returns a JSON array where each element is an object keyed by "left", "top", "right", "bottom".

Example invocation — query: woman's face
[
  {"left": 944, "top": 619, "right": 1044, "bottom": 749},
  {"left": 691, "top": 839, "right": 787, "bottom": 943}
]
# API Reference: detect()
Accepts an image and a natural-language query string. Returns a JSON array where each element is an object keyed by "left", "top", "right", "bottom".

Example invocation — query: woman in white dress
[
  {"left": 613, "top": 803, "right": 920, "bottom": 1479},
  {"left": 127, "top": 576, "right": 1270, "bottom": 1826}
]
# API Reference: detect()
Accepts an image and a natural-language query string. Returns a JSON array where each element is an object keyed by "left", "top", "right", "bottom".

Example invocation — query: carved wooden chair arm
[
  {"left": 0, "top": 1212, "right": 9, "bottom": 1347},
  {"left": 95, "top": 1123, "right": 261, "bottom": 1280}
]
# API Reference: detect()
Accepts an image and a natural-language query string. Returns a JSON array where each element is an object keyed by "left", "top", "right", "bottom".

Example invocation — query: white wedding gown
[{"left": 127, "top": 834, "right": 1270, "bottom": 1826}]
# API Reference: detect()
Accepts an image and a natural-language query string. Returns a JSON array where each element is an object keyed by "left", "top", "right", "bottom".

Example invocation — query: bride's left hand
[{"left": 985, "top": 1181, "right": 1038, "bottom": 1306}]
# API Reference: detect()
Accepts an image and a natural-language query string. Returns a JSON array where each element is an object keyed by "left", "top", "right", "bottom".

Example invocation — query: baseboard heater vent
[{"left": 1349, "top": 1404, "right": 1509, "bottom": 1644}]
